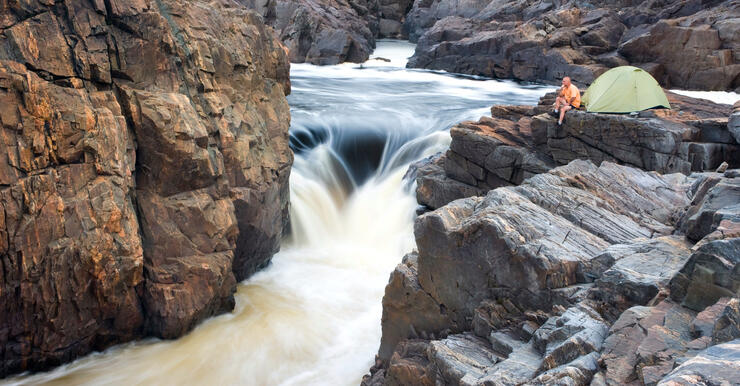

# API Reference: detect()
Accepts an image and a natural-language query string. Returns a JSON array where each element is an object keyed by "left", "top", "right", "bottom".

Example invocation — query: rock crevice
[{"left": 0, "top": 0, "right": 292, "bottom": 376}]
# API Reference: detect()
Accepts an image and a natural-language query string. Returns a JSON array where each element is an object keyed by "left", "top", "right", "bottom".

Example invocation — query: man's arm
[
  {"left": 563, "top": 86, "right": 573, "bottom": 104},
  {"left": 563, "top": 94, "right": 571, "bottom": 104}
]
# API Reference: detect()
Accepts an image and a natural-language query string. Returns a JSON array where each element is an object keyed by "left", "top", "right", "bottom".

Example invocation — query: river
[{"left": 3, "top": 40, "right": 553, "bottom": 386}]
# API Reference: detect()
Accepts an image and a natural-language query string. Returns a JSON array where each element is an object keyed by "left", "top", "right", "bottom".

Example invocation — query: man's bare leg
[
  {"left": 554, "top": 97, "right": 565, "bottom": 112},
  {"left": 559, "top": 104, "right": 571, "bottom": 125}
]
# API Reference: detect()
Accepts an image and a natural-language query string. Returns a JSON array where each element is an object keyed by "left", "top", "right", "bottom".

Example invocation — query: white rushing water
[
  {"left": 3, "top": 40, "right": 554, "bottom": 386},
  {"left": 669, "top": 89, "right": 740, "bottom": 105}
]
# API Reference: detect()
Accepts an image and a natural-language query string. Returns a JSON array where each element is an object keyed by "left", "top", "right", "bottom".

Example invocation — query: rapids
[{"left": 3, "top": 40, "right": 554, "bottom": 386}]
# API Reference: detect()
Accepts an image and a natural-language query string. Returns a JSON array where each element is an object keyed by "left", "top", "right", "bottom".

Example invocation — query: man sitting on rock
[{"left": 553, "top": 76, "right": 581, "bottom": 125}]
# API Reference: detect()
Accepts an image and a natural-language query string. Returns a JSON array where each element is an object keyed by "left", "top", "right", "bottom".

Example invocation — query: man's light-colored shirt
[{"left": 563, "top": 84, "right": 581, "bottom": 108}]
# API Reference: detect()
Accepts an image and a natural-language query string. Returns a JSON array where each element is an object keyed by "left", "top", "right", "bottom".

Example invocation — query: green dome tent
[{"left": 582, "top": 66, "right": 671, "bottom": 113}]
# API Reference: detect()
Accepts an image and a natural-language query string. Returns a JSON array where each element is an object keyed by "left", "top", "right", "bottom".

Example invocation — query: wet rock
[
  {"left": 361, "top": 368, "right": 387, "bottom": 386},
  {"left": 657, "top": 339, "right": 740, "bottom": 385},
  {"left": 0, "top": 0, "right": 292, "bottom": 376}
]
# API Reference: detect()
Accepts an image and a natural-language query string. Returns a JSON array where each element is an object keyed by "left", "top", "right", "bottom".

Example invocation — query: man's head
[{"left": 562, "top": 76, "right": 571, "bottom": 87}]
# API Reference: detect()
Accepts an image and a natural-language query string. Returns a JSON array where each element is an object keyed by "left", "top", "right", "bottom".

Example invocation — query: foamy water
[
  {"left": 670, "top": 89, "right": 740, "bottom": 105},
  {"left": 1, "top": 40, "right": 554, "bottom": 386}
]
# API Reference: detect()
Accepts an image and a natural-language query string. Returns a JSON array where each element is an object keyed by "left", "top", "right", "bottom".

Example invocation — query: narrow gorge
[{"left": 1, "top": 1, "right": 739, "bottom": 385}]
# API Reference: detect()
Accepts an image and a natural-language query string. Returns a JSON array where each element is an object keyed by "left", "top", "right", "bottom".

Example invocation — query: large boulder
[
  {"left": 370, "top": 90, "right": 740, "bottom": 386},
  {"left": 657, "top": 339, "right": 740, "bottom": 385},
  {"left": 598, "top": 300, "right": 699, "bottom": 386},
  {"left": 379, "top": 160, "right": 690, "bottom": 360},
  {"left": 619, "top": 20, "right": 740, "bottom": 91},
  {"left": 589, "top": 236, "right": 693, "bottom": 316},
  {"left": 670, "top": 236, "right": 740, "bottom": 312},
  {"left": 409, "top": 153, "right": 485, "bottom": 211},
  {"left": 404, "top": 0, "right": 491, "bottom": 42},
  {"left": 0, "top": 0, "right": 292, "bottom": 376},
  {"left": 378, "top": 253, "right": 454, "bottom": 360},
  {"left": 268, "top": 0, "right": 381, "bottom": 64},
  {"left": 378, "top": 0, "right": 415, "bottom": 37}
]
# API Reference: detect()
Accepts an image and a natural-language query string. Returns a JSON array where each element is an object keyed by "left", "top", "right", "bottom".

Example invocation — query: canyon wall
[
  {"left": 406, "top": 0, "right": 740, "bottom": 90},
  {"left": 263, "top": 0, "right": 739, "bottom": 91},
  {"left": 0, "top": 0, "right": 292, "bottom": 376}
]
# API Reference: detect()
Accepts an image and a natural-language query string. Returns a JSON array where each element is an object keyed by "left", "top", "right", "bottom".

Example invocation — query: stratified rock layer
[
  {"left": 368, "top": 90, "right": 740, "bottom": 385},
  {"left": 0, "top": 0, "right": 292, "bottom": 376},
  {"left": 366, "top": 158, "right": 740, "bottom": 385},
  {"left": 416, "top": 92, "right": 739, "bottom": 210}
]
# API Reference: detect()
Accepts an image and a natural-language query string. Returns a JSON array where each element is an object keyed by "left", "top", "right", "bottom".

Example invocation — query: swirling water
[{"left": 4, "top": 40, "right": 553, "bottom": 386}]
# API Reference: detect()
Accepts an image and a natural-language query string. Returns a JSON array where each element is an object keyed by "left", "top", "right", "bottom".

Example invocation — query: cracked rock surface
[
  {"left": 365, "top": 145, "right": 739, "bottom": 385},
  {"left": 0, "top": 0, "right": 292, "bottom": 376},
  {"left": 416, "top": 92, "right": 739, "bottom": 211}
]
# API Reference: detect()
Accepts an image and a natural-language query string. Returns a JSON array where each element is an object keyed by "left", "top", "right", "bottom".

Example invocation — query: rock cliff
[
  {"left": 366, "top": 160, "right": 740, "bottom": 385},
  {"left": 406, "top": 0, "right": 739, "bottom": 90},
  {"left": 243, "top": 0, "right": 739, "bottom": 91},
  {"left": 365, "top": 93, "right": 740, "bottom": 385},
  {"left": 0, "top": 0, "right": 292, "bottom": 376},
  {"left": 414, "top": 92, "right": 739, "bottom": 210}
]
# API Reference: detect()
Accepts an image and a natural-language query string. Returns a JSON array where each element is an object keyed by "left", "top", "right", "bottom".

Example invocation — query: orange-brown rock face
[{"left": 0, "top": 0, "right": 292, "bottom": 376}]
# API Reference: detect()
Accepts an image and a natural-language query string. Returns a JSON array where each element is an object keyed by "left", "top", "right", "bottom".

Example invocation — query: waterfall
[{"left": 3, "top": 40, "right": 553, "bottom": 386}]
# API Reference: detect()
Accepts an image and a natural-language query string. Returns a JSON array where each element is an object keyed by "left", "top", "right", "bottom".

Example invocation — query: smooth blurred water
[
  {"left": 670, "top": 89, "right": 740, "bottom": 105},
  {"left": 3, "top": 40, "right": 554, "bottom": 386}
]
